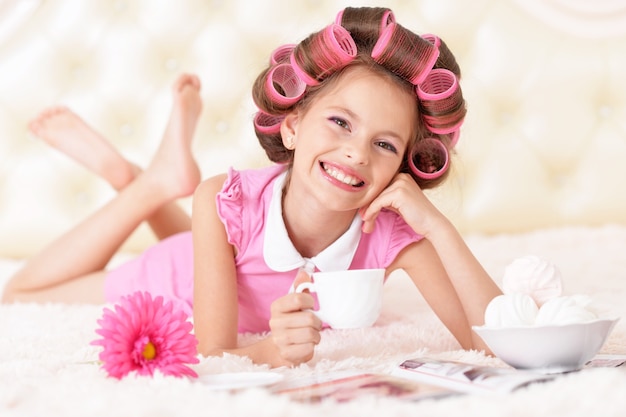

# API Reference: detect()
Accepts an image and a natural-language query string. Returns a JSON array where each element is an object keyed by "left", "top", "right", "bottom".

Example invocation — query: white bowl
[{"left": 472, "top": 318, "right": 619, "bottom": 373}]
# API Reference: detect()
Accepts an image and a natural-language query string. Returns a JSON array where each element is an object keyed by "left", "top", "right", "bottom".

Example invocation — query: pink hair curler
[
  {"left": 371, "top": 23, "right": 440, "bottom": 85},
  {"left": 417, "top": 68, "right": 458, "bottom": 101},
  {"left": 380, "top": 10, "right": 396, "bottom": 32},
  {"left": 270, "top": 44, "right": 296, "bottom": 65},
  {"left": 370, "top": 22, "right": 394, "bottom": 60},
  {"left": 448, "top": 129, "right": 460, "bottom": 148},
  {"left": 408, "top": 138, "right": 450, "bottom": 180},
  {"left": 335, "top": 8, "right": 345, "bottom": 24},
  {"left": 323, "top": 24, "right": 358, "bottom": 66},
  {"left": 418, "top": 68, "right": 465, "bottom": 135},
  {"left": 254, "top": 111, "right": 283, "bottom": 134},
  {"left": 337, "top": 8, "right": 395, "bottom": 32},
  {"left": 421, "top": 33, "right": 441, "bottom": 49},
  {"left": 290, "top": 23, "right": 357, "bottom": 86},
  {"left": 265, "top": 63, "right": 307, "bottom": 106},
  {"left": 422, "top": 117, "right": 464, "bottom": 135},
  {"left": 289, "top": 53, "right": 320, "bottom": 86}
]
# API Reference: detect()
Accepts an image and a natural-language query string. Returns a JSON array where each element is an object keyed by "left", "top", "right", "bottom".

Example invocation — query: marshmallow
[
  {"left": 502, "top": 255, "right": 563, "bottom": 306},
  {"left": 484, "top": 293, "right": 539, "bottom": 327},
  {"left": 535, "top": 295, "right": 598, "bottom": 325}
]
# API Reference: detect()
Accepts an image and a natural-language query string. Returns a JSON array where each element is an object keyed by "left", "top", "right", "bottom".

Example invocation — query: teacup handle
[{"left": 294, "top": 282, "right": 328, "bottom": 323}]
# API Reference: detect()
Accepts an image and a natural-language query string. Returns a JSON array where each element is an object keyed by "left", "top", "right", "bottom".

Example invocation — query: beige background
[{"left": 1, "top": 0, "right": 626, "bottom": 257}]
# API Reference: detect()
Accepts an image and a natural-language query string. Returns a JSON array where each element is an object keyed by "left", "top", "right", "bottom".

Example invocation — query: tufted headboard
[{"left": 1, "top": 0, "right": 626, "bottom": 258}]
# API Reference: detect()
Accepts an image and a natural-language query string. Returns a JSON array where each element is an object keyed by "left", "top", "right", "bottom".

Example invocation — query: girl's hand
[
  {"left": 268, "top": 269, "right": 322, "bottom": 366},
  {"left": 365, "top": 173, "right": 503, "bottom": 353},
  {"left": 360, "top": 173, "right": 445, "bottom": 237}
]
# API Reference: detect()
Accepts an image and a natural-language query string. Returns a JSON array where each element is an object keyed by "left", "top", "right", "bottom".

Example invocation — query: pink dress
[{"left": 105, "top": 164, "right": 422, "bottom": 333}]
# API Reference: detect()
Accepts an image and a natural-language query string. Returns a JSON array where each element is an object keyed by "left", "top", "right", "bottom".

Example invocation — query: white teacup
[{"left": 295, "top": 268, "right": 385, "bottom": 329}]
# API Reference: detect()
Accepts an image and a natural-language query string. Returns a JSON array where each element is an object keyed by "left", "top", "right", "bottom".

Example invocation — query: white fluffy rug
[{"left": 2, "top": 225, "right": 626, "bottom": 417}]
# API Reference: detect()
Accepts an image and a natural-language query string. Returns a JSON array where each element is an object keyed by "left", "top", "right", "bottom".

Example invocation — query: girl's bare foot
[
  {"left": 143, "top": 73, "right": 203, "bottom": 200},
  {"left": 28, "top": 106, "right": 136, "bottom": 190}
]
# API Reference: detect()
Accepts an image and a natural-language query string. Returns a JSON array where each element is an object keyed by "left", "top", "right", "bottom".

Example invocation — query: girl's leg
[
  {"left": 2, "top": 73, "right": 202, "bottom": 303},
  {"left": 28, "top": 95, "right": 194, "bottom": 239}
]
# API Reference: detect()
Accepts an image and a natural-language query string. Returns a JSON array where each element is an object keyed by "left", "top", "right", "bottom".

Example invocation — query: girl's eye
[
  {"left": 376, "top": 141, "right": 398, "bottom": 154},
  {"left": 331, "top": 117, "right": 349, "bottom": 130}
]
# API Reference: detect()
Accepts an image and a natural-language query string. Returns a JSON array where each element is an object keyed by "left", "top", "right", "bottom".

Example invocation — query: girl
[{"left": 3, "top": 7, "right": 502, "bottom": 368}]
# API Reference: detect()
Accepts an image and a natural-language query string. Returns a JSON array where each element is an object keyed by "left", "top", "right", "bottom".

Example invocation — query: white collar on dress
[{"left": 263, "top": 171, "right": 363, "bottom": 273}]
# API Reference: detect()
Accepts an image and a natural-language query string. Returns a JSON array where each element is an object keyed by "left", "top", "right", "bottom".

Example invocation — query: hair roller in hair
[
  {"left": 270, "top": 44, "right": 296, "bottom": 65},
  {"left": 379, "top": 10, "right": 395, "bottom": 32},
  {"left": 265, "top": 63, "right": 307, "bottom": 107},
  {"left": 417, "top": 68, "right": 458, "bottom": 101},
  {"left": 418, "top": 68, "right": 465, "bottom": 134},
  {"left": 290, "top": 23, "right": 357, "bottom": 86},
  {"left": 408, "top": 138, "right": 450, "bottom": 180},
  {"left": 325, "top": 24, "right": 357, "bottom": 64},
  {"left": 421, "top": 34, "right": 441, "bottom": 49},
  {"left": 422, "top": 116, "right": 464, "bottom": 136},
  {"left": 289, "top": 53, "right": 319, "bottom": 86},
  {"left": 371, "top": 23, "right": 439, "bottom": 85},
  {"left": 254, "top": 111, "right": 283, "bottom": 134},
  {"left": 335, "top": 8, "right": 345, "bottom": 24},
  {"left": 448, "top": 129, "right": 460, "bottom": 148}
]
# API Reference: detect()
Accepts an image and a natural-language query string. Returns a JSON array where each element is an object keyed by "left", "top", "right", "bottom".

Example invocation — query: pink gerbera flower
[{"left": 92, "top": 291, "right": 199, "bottom": 379}]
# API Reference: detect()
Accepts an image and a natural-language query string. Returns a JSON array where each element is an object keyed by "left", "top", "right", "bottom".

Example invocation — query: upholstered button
[
  {"left": 215, "top": 120, "right": 229, "bottom": 133},
  {"left": 499, "top": 111, "right": 513, "bottom": 125},
  {"left": 164, "top": 58, "right": 178, "bottom": 72},
  {"left": 73, "top": 191, "right": 90, "bottom": 205},
  {"left": 551, "top": 174, "right": 568, "bottom": 187},
  {"left": 114, "top": 0, "right": 128, "bottom": 13},
  {"left": 120, "top": 123, "right": 134, "bottom": 136},
  {"left": 71, "top": 65, "right": 83, "bottom": 79},
  {"left": 598, "top": 105, "right": 612, "bottom": 118}
]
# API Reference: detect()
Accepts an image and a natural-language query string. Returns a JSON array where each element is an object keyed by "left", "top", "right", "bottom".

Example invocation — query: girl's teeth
[{"left": 324, "top": 164, "right": 360, "bottom": 186}]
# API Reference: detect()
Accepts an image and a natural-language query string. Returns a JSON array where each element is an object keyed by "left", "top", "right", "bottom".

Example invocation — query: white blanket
[{"left": 1, "top": 225, "right": 626, "bottom": 416}]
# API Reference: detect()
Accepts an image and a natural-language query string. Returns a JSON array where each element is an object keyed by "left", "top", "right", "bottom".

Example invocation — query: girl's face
[{"left": 284, "top": 66, "right": 417, "bottom": 212}]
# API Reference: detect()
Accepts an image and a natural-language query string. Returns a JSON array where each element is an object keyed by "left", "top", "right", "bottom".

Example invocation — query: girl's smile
[{"left": 320, "top": 160, "right": 366, "bottom": 190}]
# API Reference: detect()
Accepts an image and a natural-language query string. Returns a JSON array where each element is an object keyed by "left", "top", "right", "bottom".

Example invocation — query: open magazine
[
  {"left": 584, "top": 353, "right": 626, "bottom": 369},
  {"left": 272, "top": 354, "right": 626, "bottom": 402},
  {"left": 392, "top": 354, "right": 626, "bottom": 396},
  {"left": 271, "top": 370, "right": 457, "bottom": 403},
  {"left": 391, "top": 357, "right": 555, "bottom": 395}
]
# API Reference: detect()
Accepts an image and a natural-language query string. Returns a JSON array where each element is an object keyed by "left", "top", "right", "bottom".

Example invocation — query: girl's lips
[{"left": 320, "top": 161, "right": 366, "bottom": 190}]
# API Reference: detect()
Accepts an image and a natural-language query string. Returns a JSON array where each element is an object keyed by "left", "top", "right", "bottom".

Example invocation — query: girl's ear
[{"left": 280, "top": 112, "right": 299, "bottom": 150}]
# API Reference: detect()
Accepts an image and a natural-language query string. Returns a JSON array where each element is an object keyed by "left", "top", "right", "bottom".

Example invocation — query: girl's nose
[{"left": 344, "top": 139, "right": 370, "bottom": 165}]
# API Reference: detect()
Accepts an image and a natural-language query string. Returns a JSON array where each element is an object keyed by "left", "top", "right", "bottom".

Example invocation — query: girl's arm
[
  {"left": 191, "top": 175, "right": 321, "bottom": 367},
  {"left": 362, "top": 173, "right": 502, "bottom": 352}
]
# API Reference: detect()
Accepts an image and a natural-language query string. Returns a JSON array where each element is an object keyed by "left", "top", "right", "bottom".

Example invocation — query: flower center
[{"left": 142, "top": 341, "right": 156, "bottom": 360}]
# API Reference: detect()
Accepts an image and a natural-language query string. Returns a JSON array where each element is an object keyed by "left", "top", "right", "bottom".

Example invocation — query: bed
[{"left": 2, "top": 1, "right": 626, "bottom": 416}]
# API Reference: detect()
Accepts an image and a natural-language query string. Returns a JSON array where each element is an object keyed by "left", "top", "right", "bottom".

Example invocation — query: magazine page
[
  {"left": 584, "top": 353, "right": 626, "bottom": 368},
  {"left": 392, "top": 357, "right": 555, "bottom": 395},
  {"left": 271, "top": 371, "right": 457, "bottom": 403}
]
